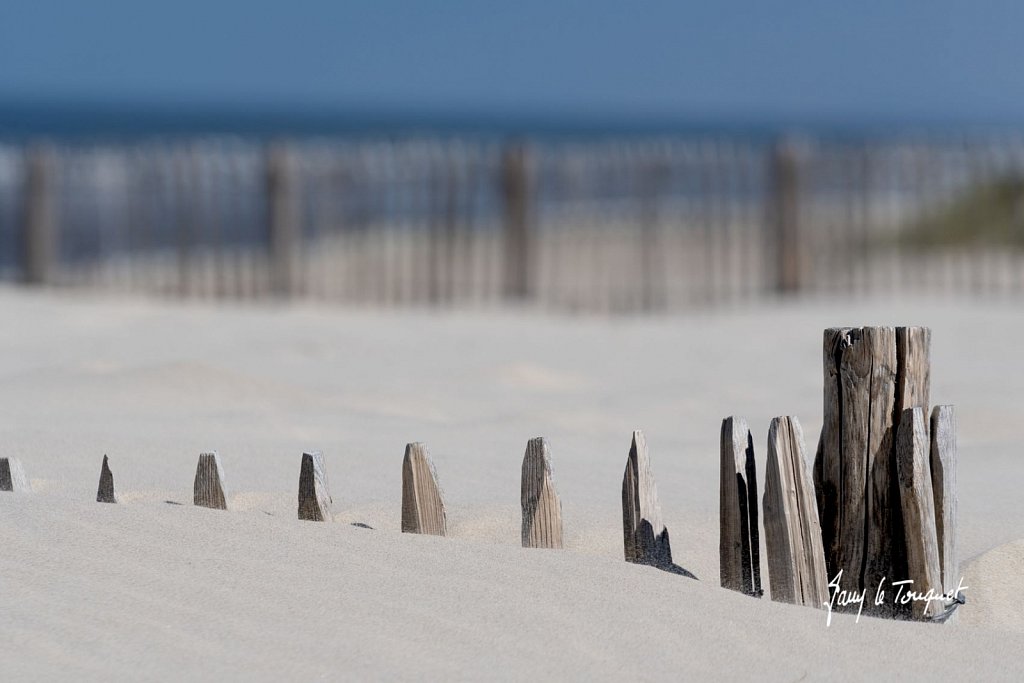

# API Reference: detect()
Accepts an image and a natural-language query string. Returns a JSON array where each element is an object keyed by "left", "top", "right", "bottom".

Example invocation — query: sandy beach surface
[{"left": 1, "top": 289, "right": 1023, "bottom": 680}]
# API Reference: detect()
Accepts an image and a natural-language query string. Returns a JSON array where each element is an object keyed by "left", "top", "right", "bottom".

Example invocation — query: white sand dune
[{"left": 1, "top": 289, "right": 1023, "bottom": 680}]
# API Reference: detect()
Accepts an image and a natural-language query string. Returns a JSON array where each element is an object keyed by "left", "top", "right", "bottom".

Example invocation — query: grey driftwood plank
[
  {"left": 297, "top": 451, "right": 332, "bottom": 522},
  {"left": 896, "top": 407, "right": 943, "bottom": 620},
  {"left": 895, "top": 327, "right": 931, "bottom": 421},
  {"left": 814, "top": 326, "right": 899, "bottom": 616},
  {"left": 0, "top": 457, "right": 29, "bottom": 492},
  {"left": 521, "top": 437, "right": 563, "bottom": 549},
  {"left": 719, "top": 417, "right": 761, "bottom": 596},
  {"left": 622, "top": 430, "right": 673, "bottom": 568},
  {"left": 193, "top": 452, "right": 228, "bottom": 510},
  {"left": 763, "top": 416, "right": 828, "bottom": 608},
  {"left": 96, "top": 454, "right": 116, "bottom": 503},
  {"left": 401, "top": 442, "right": 446, "bottom": 536},
  {"left": 930, "top": 405, "right": 958, "bottom": 599}
]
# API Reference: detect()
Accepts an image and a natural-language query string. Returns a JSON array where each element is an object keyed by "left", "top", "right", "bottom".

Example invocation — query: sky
[{"left": 2, "top": 1, "right": 1024, "bottom": 126}]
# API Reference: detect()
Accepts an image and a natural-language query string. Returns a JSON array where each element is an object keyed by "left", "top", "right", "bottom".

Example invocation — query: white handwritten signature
[{"left": 823, "top": 569, "right": 968, "bottom": 626}]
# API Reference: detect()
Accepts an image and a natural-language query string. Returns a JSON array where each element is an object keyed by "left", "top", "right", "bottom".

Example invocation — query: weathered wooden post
[
  {"left": 895, "top": 408, "right": 944, "bottom": 620},
  {"left": 814, "top": 326, "right": 931, "bottom": 618},
  {"left": 297, "top": 451, "right": 332, "bottom": 522},
  {"left": 267, "top": 142, "right": 300, "bottom": 297},
  {"left": 0, "top": 457, "right": 29, "bottom": 492},
  {"left": 193, "top": 452, "right": 228, "bottom": 510},
  {"left": 930, "top": 405, "right": 958, "bottom": 600},
  {"left": 96, "top": 455, "right": 116, "bottom": 503},
  {"left": 769, "top": 140, "right": 803, "bottom": 295},
  {"left": 763, "top": 416, "right": 829, "bottom": 608},
  {"left": 501, "top": 142, "right": 531, "bottom": 301},
  {"left": 719, "top": 417, "right": 761, "bottom": 596},
  {"left": 622, "top": 430, "right": 673, "bottom": 568},
  {"left": 521, "top": 437, "right": 563, "bottom": 549},
  {"left": 23, "top": 144, "right": 58, "bottom": 286},
  {"left": 401, "top": 443, "right": 446, "bottom": 536}
]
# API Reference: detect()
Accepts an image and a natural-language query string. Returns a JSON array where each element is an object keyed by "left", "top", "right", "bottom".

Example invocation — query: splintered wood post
[
  {"left": 521, "top": 437, "right": 564, "bottom": 549},
  {"left": 297, "top": 451, "right": 332, "bottom": 522},
  {"left": 814, "top": 325, "right": 933, "bottom": 618},
  {"left": 401, "top": 443, "right": 446, "bottom": 536},
  {"left": 0, "top": 457, "right": 29, "bottom": 492},
  {"left": 622, "top": 430, "right": 673, "bottom": 568},
  {"left": 763, "top": 416, "right": 829, "bottom": 608},
  {"left": 896, "top": 407, "right": 943, "bottom": 620},
  {"left": 193, "top": 452, "right": 228, "bottom": 510},
  {"left": 814, "top": 326, "right": 899, "bottom": 616},
  {"left": 719, "top": 417, "right": 761, "bottom": 596},
  {"left": 96, "top": 454, "right": 116, "bottom": 503},
  {"left": 930, "top": 405, "right": 958, "bottom": 599}
]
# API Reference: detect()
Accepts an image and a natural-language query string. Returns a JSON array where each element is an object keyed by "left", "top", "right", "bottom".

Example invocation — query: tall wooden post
[
  {"left": 267, "top": 142, "right": 300, "bottom": 297},
  {"left": 720, "top": 416, "right": 761, "bottom": 597},
  {"left": 23, "top": 144, "right": 57, "bottom": 285},
  {"left": 501, "top": 142, "right": 531, "bottom": 301},
  {"left": 770, "top": 140, "right": 802, "bottom": 294},
  {"left": 814, "top": 325, "right": 931, "bottom": 618}
]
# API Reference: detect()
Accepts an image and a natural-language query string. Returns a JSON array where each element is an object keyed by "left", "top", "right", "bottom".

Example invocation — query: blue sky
[{"left": 2, "top": 1, "right": 1023, "bottom": 124}]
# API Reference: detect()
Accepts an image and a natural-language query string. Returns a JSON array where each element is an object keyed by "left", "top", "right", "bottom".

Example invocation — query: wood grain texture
[
  {"left": 0, "top": 457, "right": 29, "bottom": 492},
  {"left": 814, "top": 326, "right": 899, "bottom": 615},
  {"left": 521, "top": 437, "right": 563, "bottom": 549},
  {"left": 96, "top": 454, "right": 116, "bottom": 503},
  {"left": 930, "top": 405, "right": 958, "bottom": 597},
  {"left": 297, "top": 451, "right": 332, "bottom": 522},
  {"left": 193, "top": 452, "right": 228, "bottom": 510},
  {"left": 764, "top": 416, "right": 829, "bottom": 608},
  {"left": 401, "top": 442, "right": 447, "bottom": 536},
  {"left": 622, "top": 430, "right": 673, "bottom": 568},
  {"left": 891, "top": 326, "right": 931, "bottom": 604},
  {"left": 896, "top": 407, "right": 943, "bottom": 620},
  {"left": 719, "top": 417, "right": 761, "bottom": 596}
]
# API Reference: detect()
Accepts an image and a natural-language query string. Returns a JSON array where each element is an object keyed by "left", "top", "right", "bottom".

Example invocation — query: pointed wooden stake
[
  {"left": 193, "top": 452, "right": 228, "bottom": 510},
  {"left": 930, "top": 405, "right": 958, "bottom": 602},
  {"left": 763, "top": 416, "right": 828, "bottom": 608},
  {"left": 401, "top": 443, "right": 446, "bottom": 536},
  {"left": 622, "top": 430, "right": 673, "bottom": 568},
  {"left": 896, "top": 407, "right": 943, "bottom": 620},
  {"left": 298, "top": 451, "right": 332, "bottom": 522},
  {"left": 0, "top": 457, "right": 29, "bottom": 492},
  {"left": 96, "top": 454, "right": 116, "bottom": 503},
  {"left": 521, "top": 437, "right": 563, "bottom": 549},
  {"left": 720, "top": 417, "right": 761, "bottom": 596}
]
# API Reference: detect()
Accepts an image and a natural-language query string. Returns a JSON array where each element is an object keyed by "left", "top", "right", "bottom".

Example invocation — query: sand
[{"left": 1, "top": 289, "right": 1022, "bottom": 680}]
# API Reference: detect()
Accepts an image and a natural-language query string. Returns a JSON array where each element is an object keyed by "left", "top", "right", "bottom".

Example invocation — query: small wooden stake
[
  {"left": 96, "top": 454, "right": 116, "bottom": 503},
  {"left": 193, "top": 452, "right": 228, "bottom": 510},
  {"left": 0, "top": 457, "right": 29, "bottom": 492},
  {"left": 896, "top": 407, "right": 943, "bottom": 620},
  {"left": 720, "top": 417, "right": 761, "bottom": 596},
  {"left": 297, "top": 451, "right": 332, "bottom": 522},
  {"left": 763, "top": 416, "right": 828, "bottom": 608},
  {"left": 930, "top": 405, "right": 958, "bottom": 599},
  {"left": 622, "top": 430, "right": 673, "bottom": 568},
  {"left": 401, "top": 443, "right": 446, "bottom": 536},
  {"left": 521, "top": 437, "right": 563, "bottom": 549}
]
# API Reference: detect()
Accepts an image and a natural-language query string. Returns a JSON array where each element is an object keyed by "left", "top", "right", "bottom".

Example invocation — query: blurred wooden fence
[{"left": 1, "top": 134, "right": 1024, "bottom": 311}]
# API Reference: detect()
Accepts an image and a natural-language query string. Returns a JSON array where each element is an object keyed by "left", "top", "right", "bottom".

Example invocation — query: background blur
[{"left": 3, "top": 1, "right": 1024, "bottom": 312}]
